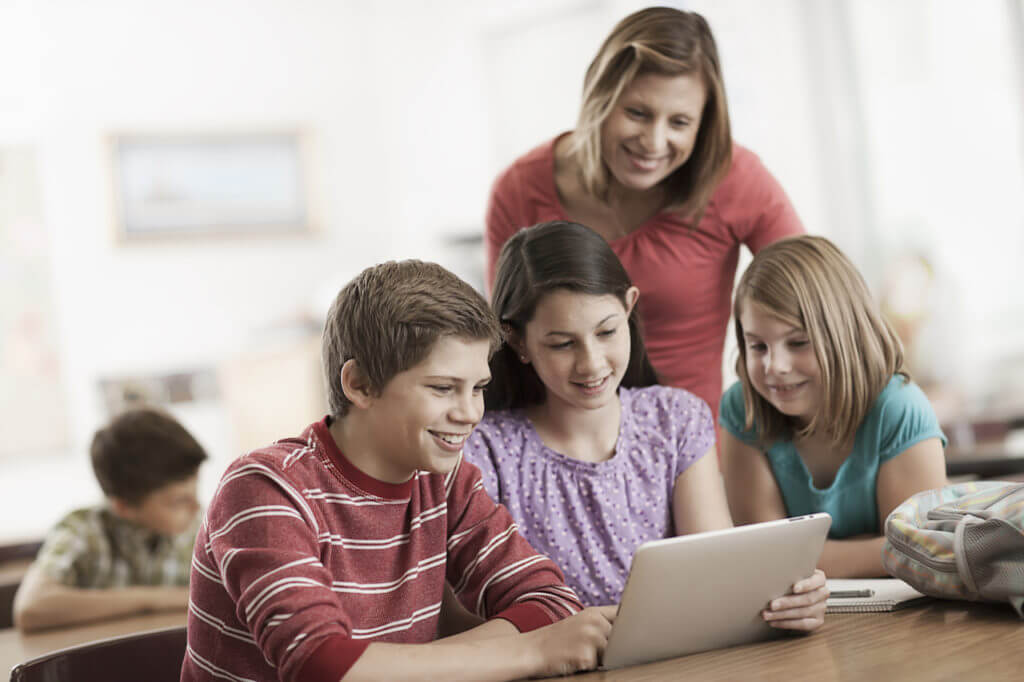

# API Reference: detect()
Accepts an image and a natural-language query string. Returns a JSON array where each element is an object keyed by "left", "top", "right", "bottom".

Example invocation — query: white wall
[
  {"left": 0, "top": 0, "right": 501, "bottom": 536},
  {"left": 1, "top": 0, "right": 1022, "bottom": 540}
]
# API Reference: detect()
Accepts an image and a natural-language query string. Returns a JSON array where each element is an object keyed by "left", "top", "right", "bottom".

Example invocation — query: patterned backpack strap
[{"left": 947, "top": 483, "right": 1024, "bottom": 616}]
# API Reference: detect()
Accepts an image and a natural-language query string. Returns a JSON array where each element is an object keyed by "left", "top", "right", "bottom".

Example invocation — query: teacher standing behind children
[{"left": 486, "top": 7, "right": 803, "bottom": 416}]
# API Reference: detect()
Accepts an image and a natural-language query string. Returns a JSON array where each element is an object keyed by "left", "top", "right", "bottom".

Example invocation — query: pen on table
[{"left": 829, "top": 589, "right": 874, "bottom": 598}]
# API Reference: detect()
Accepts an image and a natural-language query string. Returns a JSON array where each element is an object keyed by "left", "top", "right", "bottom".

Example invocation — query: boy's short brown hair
[
  {"left": 322, "top": 260, "right": 501, "bottom": 417},
  {"left": 90, "top": 408, "right": 208, "bottom": 505}
]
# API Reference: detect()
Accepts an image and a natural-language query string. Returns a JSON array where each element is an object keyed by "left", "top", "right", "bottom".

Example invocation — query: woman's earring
[{"left": 519, "top": 354, "right": 529, "bottom": 364}]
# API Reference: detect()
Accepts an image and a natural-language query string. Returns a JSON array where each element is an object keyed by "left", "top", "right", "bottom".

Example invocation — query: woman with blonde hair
[
  {"left": 486, "top": 7, "right": 803, "bottom": 417},
  {"left": 719, "top": 235, "right": 948, "bottom": 578}
]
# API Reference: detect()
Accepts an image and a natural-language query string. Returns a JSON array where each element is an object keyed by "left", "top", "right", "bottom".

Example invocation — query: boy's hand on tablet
[
  {"left": 761, "top": 569, "right": 828, "bottom": 631},
  {"left": 526, "top": 605, "right": 616, "bottom": 676}
]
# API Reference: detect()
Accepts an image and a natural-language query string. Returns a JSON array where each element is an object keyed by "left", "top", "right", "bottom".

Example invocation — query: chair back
[
  {"left": 9, "top": 625, "right": 186, "bottom": 682},
  {"left": 0, "top": 583, "right": 19, "bottom": 631}
]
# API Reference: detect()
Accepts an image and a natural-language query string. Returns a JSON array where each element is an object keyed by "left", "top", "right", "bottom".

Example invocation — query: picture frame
[{"left": 110, "top": 131, "right": 312, "bottom": 241}]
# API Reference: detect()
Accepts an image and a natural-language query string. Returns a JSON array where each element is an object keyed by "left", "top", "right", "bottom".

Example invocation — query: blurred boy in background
[{"left": 13, "top": 408, "right": 205, "bottom": 631}]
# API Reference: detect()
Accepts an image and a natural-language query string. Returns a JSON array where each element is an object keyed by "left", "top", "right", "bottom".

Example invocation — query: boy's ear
[
  {"left": 340, "top": 359, "right": 375, "bottom": 408},
  {"left": 624, "top": 286, "right": 640, "bottom": 316}
]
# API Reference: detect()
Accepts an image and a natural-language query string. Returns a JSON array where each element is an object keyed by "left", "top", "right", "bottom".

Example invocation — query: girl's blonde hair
[
  {"left": 568, "top": 7, "right": 732, "bottom": 220},
  {"left": 733, "top": 235, "right": 907, "bottom": 448}
]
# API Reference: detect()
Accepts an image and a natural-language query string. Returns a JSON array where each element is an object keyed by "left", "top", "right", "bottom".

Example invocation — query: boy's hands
[
  {"left": 348, "top": 606, "right": 616, "bottom": 681},
  {"left": 761, "top": 568, "right": 828, "bottom": 631},
  {"left": 525, "top": 605, "right": 617, "bottom": 676}
]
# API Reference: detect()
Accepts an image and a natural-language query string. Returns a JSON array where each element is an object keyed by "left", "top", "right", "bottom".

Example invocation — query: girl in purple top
[{"left": 462, "top": 220, "right": 827, "bottom": 631}]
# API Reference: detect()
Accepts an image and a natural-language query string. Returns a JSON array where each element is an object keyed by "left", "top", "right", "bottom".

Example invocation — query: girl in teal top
[{"left": 719, "top": 236, "right": 948, "bottom": 578}]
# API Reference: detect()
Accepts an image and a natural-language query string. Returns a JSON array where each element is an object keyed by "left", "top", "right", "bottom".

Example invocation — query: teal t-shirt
[{"left": 719, "top": 376, "right": 947, "bottom": 538}]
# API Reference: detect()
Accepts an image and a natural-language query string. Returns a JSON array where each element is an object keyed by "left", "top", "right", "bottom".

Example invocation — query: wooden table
[
  {"left": 2, "top": 601, "right": 1020, "bottom": 680},
  {"left": 575, "top": 600, "right": 1023, "bottom": 681},
  {"left": 0, "top": 611, "right": 185, "bottom": 675}
]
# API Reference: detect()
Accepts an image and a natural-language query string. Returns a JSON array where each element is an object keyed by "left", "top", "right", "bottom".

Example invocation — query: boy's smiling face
[{"left": 360, "top": 335, "right": 492, "bottom": 483}]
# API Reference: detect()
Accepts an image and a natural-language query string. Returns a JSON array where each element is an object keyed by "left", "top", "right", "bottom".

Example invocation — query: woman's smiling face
[{"left": 599, "top": 72, "right": 707, "bottom": 193}]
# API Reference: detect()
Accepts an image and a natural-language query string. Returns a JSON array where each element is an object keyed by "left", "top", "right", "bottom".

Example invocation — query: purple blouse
[{"left": 463, "top": 385, "right": 715, "bottom": 606}]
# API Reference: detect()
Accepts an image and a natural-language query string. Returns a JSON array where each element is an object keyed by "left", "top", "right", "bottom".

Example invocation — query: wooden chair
[
  {"left": 0, "top": 583, "right": 18, "bottom": 630},
  {"left": 9, "top": 625, "right": 186, "bottom": 682}
]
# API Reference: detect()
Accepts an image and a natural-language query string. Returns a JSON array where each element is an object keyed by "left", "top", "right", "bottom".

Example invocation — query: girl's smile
[
  {"left": 571, "top": 373, "right": 614, "bottom": 396},
  {"left": 766, "top": 380, "right": 810, "bottom": 397}
]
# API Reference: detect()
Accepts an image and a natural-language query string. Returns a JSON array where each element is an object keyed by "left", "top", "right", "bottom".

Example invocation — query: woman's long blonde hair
[
  {"left": 733, "top": 236, "right": 908, "bottom": 448},
  {"left": 568, "top": 7, "right": 732, "bottom": 221}
]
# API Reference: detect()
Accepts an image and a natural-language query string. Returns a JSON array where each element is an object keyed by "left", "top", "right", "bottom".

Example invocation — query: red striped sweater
[{"left": 181, "top": 417, "right": 581, "bottom": 682}]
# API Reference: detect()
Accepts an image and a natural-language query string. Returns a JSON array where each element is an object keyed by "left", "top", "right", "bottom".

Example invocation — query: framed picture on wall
[{"left": 109, "top": 131, "right": 312, "bottom": 241}]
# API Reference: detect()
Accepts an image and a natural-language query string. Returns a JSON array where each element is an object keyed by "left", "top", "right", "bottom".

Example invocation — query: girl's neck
[{"left": 526, "top": 391, "right": 622, "bottom": 464}]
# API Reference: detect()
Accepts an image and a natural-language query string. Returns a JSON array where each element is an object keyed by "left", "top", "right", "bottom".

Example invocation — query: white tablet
[{"left": 601, "top": 513, "right": 831, "bottom": 670}]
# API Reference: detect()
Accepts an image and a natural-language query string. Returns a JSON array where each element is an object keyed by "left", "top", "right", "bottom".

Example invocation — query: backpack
[{"left": 881, "top": 480, "right": 1024, "bottom": 618}]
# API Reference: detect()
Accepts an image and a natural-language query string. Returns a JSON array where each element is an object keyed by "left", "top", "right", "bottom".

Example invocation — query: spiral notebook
[{"left": 826, "top": 578, "right": 929, "bottom": 613}]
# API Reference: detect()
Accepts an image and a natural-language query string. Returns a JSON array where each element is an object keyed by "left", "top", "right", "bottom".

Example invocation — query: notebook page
[{"left": 826, "top": 578, "right": 928, "bottom": 613}]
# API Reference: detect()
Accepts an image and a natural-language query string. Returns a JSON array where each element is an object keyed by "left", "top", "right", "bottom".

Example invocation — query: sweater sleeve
[
  {"left": 443, "top": 457, "right": 582, "bottom": 630},
  {"left": 202, "top": 457, "right": 367, "bottom": 682}
]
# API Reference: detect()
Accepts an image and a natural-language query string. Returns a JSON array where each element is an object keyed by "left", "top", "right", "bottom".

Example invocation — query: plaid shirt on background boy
[{"left": 33, "top": 506, "right": 197, "bottom": 588}]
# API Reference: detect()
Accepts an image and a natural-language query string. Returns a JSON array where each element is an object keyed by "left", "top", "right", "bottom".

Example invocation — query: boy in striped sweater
[{"left": 182, "top": 260, "right": 615, "bottom": 682}]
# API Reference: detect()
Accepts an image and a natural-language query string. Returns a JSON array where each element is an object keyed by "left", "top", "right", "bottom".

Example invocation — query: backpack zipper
[{"left": 886, "top": 531, "right": 959, "bottom": 572}]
